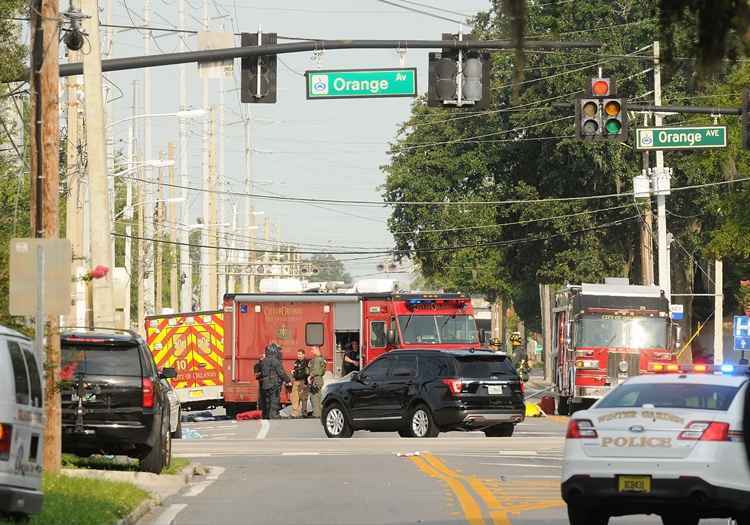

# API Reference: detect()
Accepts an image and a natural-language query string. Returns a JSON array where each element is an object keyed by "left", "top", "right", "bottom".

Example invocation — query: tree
[
  {"left": 384, "top": 0, "right": 750, "bottom": 340},
  {"left": 306, "top": 254, "right": 351, "bottom": 283}
]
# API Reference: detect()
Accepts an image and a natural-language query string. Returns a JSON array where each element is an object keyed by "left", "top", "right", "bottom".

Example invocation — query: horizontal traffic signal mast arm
[{"left": 45, "top": 39, "right": 601, "bottom": 79}]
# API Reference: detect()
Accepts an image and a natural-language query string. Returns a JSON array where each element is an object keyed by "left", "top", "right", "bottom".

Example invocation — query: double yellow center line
[{"left": 410, "top": 452, "right": 562, "bottom": 525}]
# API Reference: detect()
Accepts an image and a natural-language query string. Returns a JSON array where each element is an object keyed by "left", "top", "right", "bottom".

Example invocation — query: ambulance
[{"left": 145, "top": 311, "right": 224, "bottom": 410}]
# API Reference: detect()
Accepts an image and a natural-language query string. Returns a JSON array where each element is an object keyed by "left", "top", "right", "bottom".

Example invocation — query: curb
[{"left": 116, "top": 462, "right": 200, "bottom": 525}]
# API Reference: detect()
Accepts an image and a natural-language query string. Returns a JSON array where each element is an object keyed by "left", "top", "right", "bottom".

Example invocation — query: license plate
[
  {"left": 487, "top": 385, "right": 505, "bottom": 395},
  {"left": 618, "top": 475, "right": 651, "bottom": 493},
  {"left": 189, "top": 390, "right": 204, "bottom": 398}
]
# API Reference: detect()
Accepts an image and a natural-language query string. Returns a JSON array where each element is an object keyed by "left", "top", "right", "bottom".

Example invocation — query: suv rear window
[
  {"left": 455, "top": 355, "right": 516, "bottom": 378},
  {"left": 62, "top": 343, "right": 143, "bottom": 378},
  {"left": 598, "top": 382, "right": 740, "bottom": 411}
]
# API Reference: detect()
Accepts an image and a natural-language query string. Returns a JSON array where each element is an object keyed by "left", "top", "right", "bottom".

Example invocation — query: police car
[{"left": 561, "top": 364, "right": 750, "bottom": 525}]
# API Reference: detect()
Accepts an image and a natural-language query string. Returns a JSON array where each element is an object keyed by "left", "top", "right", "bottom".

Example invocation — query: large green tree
[{"left": 384, "top": 0, "right": 750, "bottom": 337}]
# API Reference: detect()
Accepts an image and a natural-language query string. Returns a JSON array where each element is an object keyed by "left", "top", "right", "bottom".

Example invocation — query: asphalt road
[{"left": 139, "top": 416, "right": 732, "bottom": 525}]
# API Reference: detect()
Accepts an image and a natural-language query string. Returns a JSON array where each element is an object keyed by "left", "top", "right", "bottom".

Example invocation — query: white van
[{"left": 0, "top": 326, "right": 43, "bottom": 517}]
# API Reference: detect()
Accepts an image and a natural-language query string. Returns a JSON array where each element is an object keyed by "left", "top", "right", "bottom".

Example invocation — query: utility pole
[
  {"left": 639, "top": 113, "right": 655, "bottom": 286},
  {"left": 30, "top": 0, "right": 61, "bottom": 472},
  {"left": 250, "top": 206, "right": 257, "bottom": 292},
  {"left": 653, "top": 41, "right": 671, "bottom": 300},
  {"left": 199, "top": 0, "right": 210, "bottom": 309},
  {"left": 217, "top": 24, "right": 226, "bottom": 303},
  {"left": 142, "top": 0, "right": 155, "bottom": 316},
  {"left": 242, "top": 116, "right": 253, "bottom": 293},
  {"left": 155, "top": 151, "right": 164, "bottom": 313},
  {"left": 207, "top": 108, "right": 218, "bottom": 308},
  {"left": 178, "top": 0, "right": 191, "bottom": 312},
  {"left": 137, "top": 154, "right": 145, "bottom": 331},
  {"left": 65, "top": 14, "right": 84, "bottom": 327},
  {"left": 82, "top": 0, "right": 115, "bottom": 327},
  {"left": 124, "top": 81, "right": 137, "bottom": 328},
  {"left": 168, "top": 143, "right": 178, "bottom": 311},
  {"left": 714, "top": 259, "right": 724, "bottom": 364}
]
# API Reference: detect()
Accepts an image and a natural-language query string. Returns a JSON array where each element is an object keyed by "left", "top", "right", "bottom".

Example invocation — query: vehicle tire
[
  {"left": 397, "top": 428, "right": 413, "bottom": 438},
  {"left": 408, "top": 404, "right": 439, "bottom": 438},
  {"left": 323, "top": 403, "right": 353, "bottom": 438},
  {"left": 567, "top": 504, "right": 608, "bottom": 525},
  {"left": 558, "top": 396, "right": 570, "bottom": 416},
  {"left": 172, "top": 418, "right": 182, "bottom": 439},
  {"left": 484, "top": 423, "right": 514, "bottom": 437},
  {"left": 140, "top": 419, "right": 168, "bottom": 474},
  {"left": 661, "top": 514, "right": 698, "bottom": 525},
  {"left": 734, "top": 512, "right": 750, "bottom": 525}
]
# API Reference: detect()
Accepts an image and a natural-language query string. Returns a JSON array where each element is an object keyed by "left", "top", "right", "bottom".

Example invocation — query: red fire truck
[
  {"left": 552, "top": 278, "right": 680, "bottom": 415},
  {"left": 222, "top": 291, "right": 481, "bottom": 416}
]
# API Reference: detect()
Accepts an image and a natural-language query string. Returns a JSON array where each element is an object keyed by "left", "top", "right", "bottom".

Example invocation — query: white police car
[{"left": 561, "top": 364, "right": 750, "bottom": 525}]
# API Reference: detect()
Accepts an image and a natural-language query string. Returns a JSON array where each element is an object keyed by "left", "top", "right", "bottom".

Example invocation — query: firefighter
[
  {"left": 308, "top": 346, "right": 327, "bottom": 418},
  {"left": 291, "top": 349, "right": 309, "bottom": 418},
  {"left": 342, "top": 340, "right": 360, "bottom": 376},
  {"left": 260, "top": 343, "right": 291, "bottom": 419},
  {"left": 254, "top": 354, "right": 265, "bottom": 417}
]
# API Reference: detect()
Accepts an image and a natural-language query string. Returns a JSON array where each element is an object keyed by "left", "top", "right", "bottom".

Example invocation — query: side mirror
[
  {"left": 350, "top": 371, "right": 360, "bottom": 382},
  {"left": 387, "top": 329, "right": 397, "bottom": 346},
  {"left": 392, "top": 367, "right": 414, "bottom": 378},
  {"left": 160, "top": 367, "right": 177, "bottom": 380}
]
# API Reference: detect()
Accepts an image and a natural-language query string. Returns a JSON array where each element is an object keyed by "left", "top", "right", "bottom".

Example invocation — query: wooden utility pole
[
  {"left": 30, "top": 0, "right": 61, "bottom": 472},
  {"left": 168, "top": 143, "right": 178, "bottom": 311}
]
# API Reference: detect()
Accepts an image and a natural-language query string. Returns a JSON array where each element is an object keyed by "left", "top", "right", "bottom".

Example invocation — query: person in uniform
[
  {"left": 254, "top": 354, "right": 265, "bottom": 417},
  {"left": 259, "top": 343, "right": 291, "bottom": 419},
  {"left": 291, "top": 349, "right": 309, "bottom": 418},
  {"left": 308, "top": 347, "right": 327, "bottom": 418},
  {"left": 342, "top": 340, "right": 360, "bottom": 376}
]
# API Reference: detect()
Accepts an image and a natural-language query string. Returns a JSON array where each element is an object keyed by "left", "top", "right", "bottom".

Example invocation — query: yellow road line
[{"left": 410, "top": 455, "right": 486, "bottom": 525}]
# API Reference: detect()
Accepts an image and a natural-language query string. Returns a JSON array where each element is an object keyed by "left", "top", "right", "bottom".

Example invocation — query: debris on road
[
  {"left": 396, "top": 452, "right": 422, "bottom": 457},
  {"left": 236, "top": 410, "right": 262, "bottom": 420},
  {"left": 525, "top": 402, "right": 546, "bottom": 417}
]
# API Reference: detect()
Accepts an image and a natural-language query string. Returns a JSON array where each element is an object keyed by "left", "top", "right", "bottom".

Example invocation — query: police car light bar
[{"left": 649, "top": 363, "right": 750, "bottom": 375}]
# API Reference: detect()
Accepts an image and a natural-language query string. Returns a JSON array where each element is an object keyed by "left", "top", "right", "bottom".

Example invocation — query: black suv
[
  {"left": 60, "top": 330, "right": 176, "bottom": 473},
  {"left": 321, "top": 349, "right": 525, "bottom": 438}
]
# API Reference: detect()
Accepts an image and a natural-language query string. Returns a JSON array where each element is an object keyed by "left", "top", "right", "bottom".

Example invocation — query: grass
[
  {"left": 0, "top": 473, "right": 149, "bottom": 525},
  {"left": 62, "top": 454, "right": 191, "bottom": 475}
]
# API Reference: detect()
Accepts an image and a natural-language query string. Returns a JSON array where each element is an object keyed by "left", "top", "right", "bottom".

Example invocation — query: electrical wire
[{"left": 374, "top": 0, "right": 466, "bottom": 25}]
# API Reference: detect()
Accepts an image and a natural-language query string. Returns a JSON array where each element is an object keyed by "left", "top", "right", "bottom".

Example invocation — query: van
[{"left": 0, "top": 326, "right": 43, "bottom": 518}]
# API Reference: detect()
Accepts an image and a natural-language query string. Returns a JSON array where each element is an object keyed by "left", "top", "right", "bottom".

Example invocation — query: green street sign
[
  {"left": 305, "top": 68, "right": 417, "bottom": 99},
  {"left": 636, "top": 126, "right": 727, "bottom": 150}
]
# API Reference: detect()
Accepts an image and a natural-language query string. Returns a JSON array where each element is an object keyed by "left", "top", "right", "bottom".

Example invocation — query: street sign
[
  {"left": 636, "top": 126, "right": 727, "bottom": 150},
  {"left": 9, "top": 239, "right": 71, "bottom": 317},
  {"left": 305, "top": 68, "right": 417, "bottom": 99},
  {"left": 734, "top": 315, "right": 750, "bottom": 352},
  {"left": 670, "top": 303, "right": 684, "bottom": 321}
]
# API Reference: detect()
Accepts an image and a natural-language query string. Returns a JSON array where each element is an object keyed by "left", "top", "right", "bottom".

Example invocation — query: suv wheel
[
  {"left": 484, "top": 423, "right": 514, "bottom": 437},
  {"left": 141, "top": 419, "right": 170, "bottom": 473},
  {"left": 172, "top": 419, "right": 183, "bottom": 439},
  {"left": 323, "top": 403, "right": 353, "bottom": 438},
  {"left": 567, "top": 504, "right": 608, "bottom": 525},
  {"left": 409, "top": 404, "right": 439, "bottom": 438}
]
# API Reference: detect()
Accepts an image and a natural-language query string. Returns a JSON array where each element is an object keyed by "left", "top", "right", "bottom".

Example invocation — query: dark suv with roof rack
[
  {"left": 60, "top": 330, "right": 176, "bottom": 473},
  {"left": 321, "top": 349, "right": 525, "bottom": 438}
]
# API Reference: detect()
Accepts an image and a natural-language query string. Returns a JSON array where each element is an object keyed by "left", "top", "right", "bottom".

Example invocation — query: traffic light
[
  {"left": 240, "top": 32, "right": 277, "bottom": 103},
  {"left": 428, "top": 33, "right": 490, "bottom": 108},
  {"left": 742, "top": 88, "right": 750, "bottom": 149},
  {"left": 574, "top": 77, "right": 627, "bottom": 141},
  {"left": 428, "top": 52, "right": 458, "bottom": 106}
]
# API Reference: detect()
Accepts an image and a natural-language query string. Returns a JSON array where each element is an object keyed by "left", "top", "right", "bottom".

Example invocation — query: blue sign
[
  {"left": 240, "top": 304, "right": 248, "bottom": 314},
  {"left": 733, "top": 316, "right": 750, "bottom": 352}
]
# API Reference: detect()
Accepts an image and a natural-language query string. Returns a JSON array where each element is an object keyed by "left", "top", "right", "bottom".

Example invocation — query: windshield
[
  {"left": 578, "top": 315, "right": 667, "bottom": 349},
  {"left": 398, "top": 314, "right": 479, "bottom": 344},
  {"left": 598, "top": 382, "right": 740, "bottom": 411},
  {"left": 61, "top": 344, "right": 143, "bottom": 378}
]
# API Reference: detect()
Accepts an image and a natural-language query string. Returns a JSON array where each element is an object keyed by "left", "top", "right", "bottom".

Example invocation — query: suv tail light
[
  {"left": 678, "top": 421, "right": 730, "bottom": 442},
  {"left": 142, "top": 378, "right": 155, "bottom": 408},
  {"left": 566, "top": 419, "right": 598, "bottom": 439},
  {"left": 441, "top": 378, "right": 464, "bottom": 396},
  {"left": 0, "top": 424, "right": 12, "bottom": 460},
  {"left": 519, "top": 381, "right": 525, "bottom": 394}
]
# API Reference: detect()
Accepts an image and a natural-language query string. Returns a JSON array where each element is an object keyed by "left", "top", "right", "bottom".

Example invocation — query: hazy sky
[{"left": 100, "top": 0, "right": 491, "bottom": 282}]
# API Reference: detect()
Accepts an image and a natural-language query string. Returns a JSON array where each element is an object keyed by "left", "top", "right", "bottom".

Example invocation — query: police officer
[
  {"left": 342, "top": 340, "right": 360, "bottom": 376},
  {"left": 260, "top": 343, "right": 291, "bottom": 419},
  {"left": 308, "top": 347, "right": 327, "bottom": 418},
  {"left": 291, "top": 349, "right": 309, "bottom": 418}
]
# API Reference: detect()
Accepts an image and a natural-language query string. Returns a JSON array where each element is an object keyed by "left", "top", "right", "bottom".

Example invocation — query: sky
[{"left": 98, "top": 0, "right": 491, "bottom": 284}]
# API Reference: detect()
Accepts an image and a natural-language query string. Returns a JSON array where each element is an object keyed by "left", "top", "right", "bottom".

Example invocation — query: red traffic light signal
[{"left": 591, "top": 78, "right": 610, "bottom": 96}]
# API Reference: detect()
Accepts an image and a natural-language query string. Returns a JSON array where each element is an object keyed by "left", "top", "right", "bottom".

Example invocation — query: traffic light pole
[
  {"left": 45, "top": 39, "right": 601, "bottom": 79},
  {"left": 653, "top": 41, "right": 671, "bottom": 302}
]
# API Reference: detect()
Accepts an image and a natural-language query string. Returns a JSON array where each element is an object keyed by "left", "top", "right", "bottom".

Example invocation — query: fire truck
[
  {"left": 145, "top": 311, "right": 224, "bottom": 410},
  {"left": 551, "top": 278, "right": 680, "bottom": 415},
  {"left": 222, "top": 289, "right": 481, "bottom": 416}
]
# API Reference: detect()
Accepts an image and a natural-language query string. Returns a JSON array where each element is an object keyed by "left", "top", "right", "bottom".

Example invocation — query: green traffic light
[{"left": 605, "top": 119, "right": 622, "bottom": 134}]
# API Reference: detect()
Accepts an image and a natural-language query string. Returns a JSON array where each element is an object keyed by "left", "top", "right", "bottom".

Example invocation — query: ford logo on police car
[{"left": 629, "top": 425, "right": 645, "bottom": 433}]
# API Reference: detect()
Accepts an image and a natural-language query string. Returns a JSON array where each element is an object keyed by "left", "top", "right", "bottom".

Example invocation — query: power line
[{"left": 390, "top": 0, "right": 472, "bottom": 18}]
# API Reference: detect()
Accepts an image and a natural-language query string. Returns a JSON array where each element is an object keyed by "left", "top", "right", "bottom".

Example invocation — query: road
[{"left": 140, "top": 416, "right": 730, "bottom": 525}]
